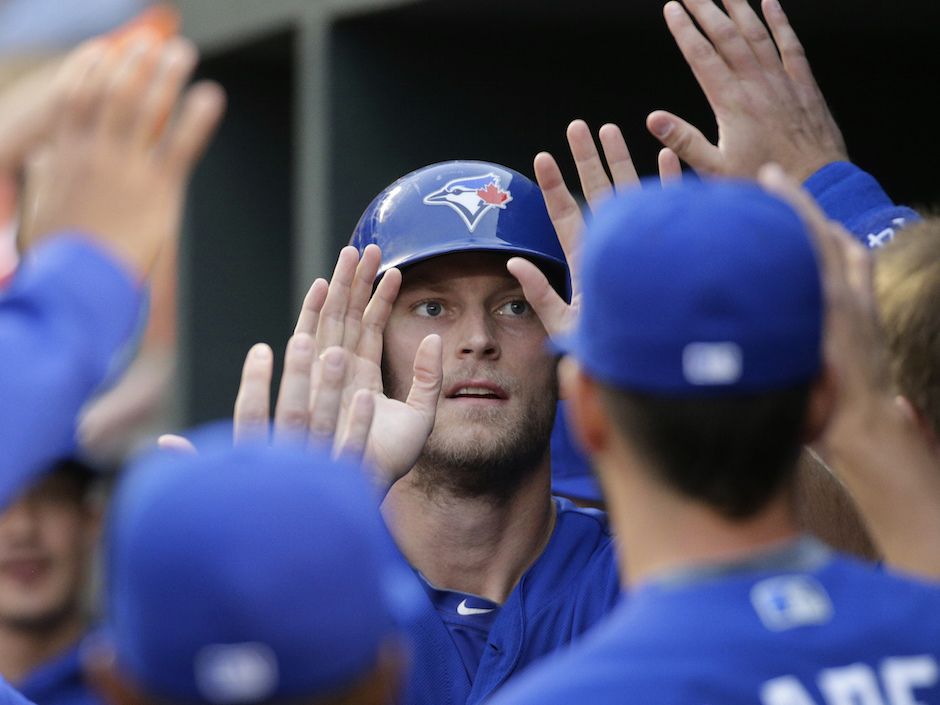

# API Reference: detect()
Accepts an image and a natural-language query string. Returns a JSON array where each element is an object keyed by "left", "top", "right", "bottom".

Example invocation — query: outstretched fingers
[
  {"left": 161, "top": 80, "right": 226, "bottom": 179},
  {"left": 663, "top": 1, "right": 737, "bottom": 110},
  {"left": 341, "top": 244, "right": 382, "bottom": 351},
  {"left": 294, "top": 278, "right": 329, "bottom": 336},
  {"left": 761, "top": 0, "right": 816, "bottom": 89},
  {"left": 333, "top": 389, "right": 375, "bottom": 463},
  {"left": 357, "top": 267, "right": 402, "bottom": 368},
  {"left": 681, "top": 0, "right": 762, "bottom": 80},
  {"left": 658, "top": 148, "right": 683, "bottom": 185},
  {"left": 646, "top": 110, "right": 722, "bottom": 175},
  {"left": 308, "top": 346, "right": 348, "bottom": 445},
  {"left": 597, "top": 123, "right": 639, "bottom": 189},
  {"left": 132, "top": 37, "right": 198, "bottom": 148},
  {"left": 233, "top": 343, "right": 274, "bottom": 446},
  {"left": 316, "top": 246, "right": 360, "bottom": 351},
  {"left": 272, "top": 334, "right": 316, "bottom": 445},
  {"left": 534, "top": 151, "right": 583, "bottom": 277},
  {"left": 405, "top": 334, "right": 443, "bottom": 425},
  {"left": 507, "top": 257, "right": 572, "bottom": 338},
  {"left": 566, "top": 119, "right": 613, "bottom": 209},
  {"left": 719, "top": 0, "right": 785, "bottom": 72}
]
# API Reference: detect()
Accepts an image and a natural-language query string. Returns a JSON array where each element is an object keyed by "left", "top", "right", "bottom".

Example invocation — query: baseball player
[
  {"left": 487, "top": 176, "right": 940, "bottom": 705},
  {"left": 223, "top": 158, "right": 631, "bottom": 705},
  {"left": 0, "top": 36, "right": 223, "bottom": 506},
  {"left": 83, "top": 433, "right": 414, "bottom": 705}
]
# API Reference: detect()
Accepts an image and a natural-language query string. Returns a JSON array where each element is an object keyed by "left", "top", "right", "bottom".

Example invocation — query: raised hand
[
  {"left": 510, "top": 120, "right": 681, "bottom": 339},
  {"left": 231, "top": 245, "right": 443, "bottom": 492},
  {"left": 759, "top": 164, "right": 940, "bottom": 579},
  {"left": 25, "top": 36, "right": 225, "bottom": 278},
  {"left": 648, "top": 0, "right": 847, "bottom": 182}
]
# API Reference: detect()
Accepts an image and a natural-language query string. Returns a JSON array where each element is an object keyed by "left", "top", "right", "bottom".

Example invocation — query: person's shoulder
[
  {"left": 822, "top": 552, "right": 940, "bottom": 617},
  {"left": 487, "top": 600, "right": 679, "bottom": 705},
  {"left": 551, "top": 496, "right": 612, "bottom": 544},
  {"left": 542, "top": 497, "right": 617, "bottom": 584}
]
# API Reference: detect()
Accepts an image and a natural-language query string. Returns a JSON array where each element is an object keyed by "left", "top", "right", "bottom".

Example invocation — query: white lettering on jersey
[
  {"left": 867, "top": 218, "right": 907, "bottom": 249},
  {"left": 882, "top": 656, "right": 938, "bottom": 705},
  {"left": 761, "top": 676, "right": 817, "bottom": 705},
  {"left": 819, "top": 663, "right": 885, "bottom": 705},
  {"left": 760, "top": 657, "right": 939, "bottom": 705}
]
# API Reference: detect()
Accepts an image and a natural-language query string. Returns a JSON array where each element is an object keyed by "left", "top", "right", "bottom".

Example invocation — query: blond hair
[{"left": 875, "top": 217, "right": 940, "bottom": 439}]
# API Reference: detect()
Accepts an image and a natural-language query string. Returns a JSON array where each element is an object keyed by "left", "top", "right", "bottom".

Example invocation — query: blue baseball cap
[
  {"left": 557, "top": 179, "right": 822, "bottom": 394},
  {"left": 102, "top": 429, "right": 420, "bottom": 704}
]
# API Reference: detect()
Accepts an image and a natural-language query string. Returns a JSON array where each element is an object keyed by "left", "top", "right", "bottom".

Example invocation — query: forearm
[
  {"left": 0, "top": 235, "right": 142, "bottom": 501},
  {"left": 804, "top": 162, "right": 920, "bottom": 249},
  {"left": 823, "top": 398, "right": 940, "bottom": 580}
]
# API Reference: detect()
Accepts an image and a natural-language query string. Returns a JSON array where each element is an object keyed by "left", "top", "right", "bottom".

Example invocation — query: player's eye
[
  {"left": 414, "top": 301, "right": 444, "bottom": 318},
  {"left": 496, "top": 299, "right": 530, "bottom": 317}
]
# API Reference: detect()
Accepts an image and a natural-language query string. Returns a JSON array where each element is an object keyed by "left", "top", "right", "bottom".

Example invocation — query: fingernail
[
  {"left": 650, "top": 117, "right": 672, "bottom": 139},
  {"left": 253, "top": 344, "right": 271, "bottom": 360},
  {"left": 664, "top": 2, "right": 683, "bottom": 19}
]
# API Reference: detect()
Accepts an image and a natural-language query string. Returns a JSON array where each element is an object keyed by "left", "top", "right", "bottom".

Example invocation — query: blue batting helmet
[{"left": 350, "top": 161, "right": 571, "bottom": 301}]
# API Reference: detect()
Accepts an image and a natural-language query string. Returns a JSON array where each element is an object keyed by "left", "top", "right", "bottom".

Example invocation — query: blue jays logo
[{"left": 422, "top": 173, "right": 513, "bottom": 232}]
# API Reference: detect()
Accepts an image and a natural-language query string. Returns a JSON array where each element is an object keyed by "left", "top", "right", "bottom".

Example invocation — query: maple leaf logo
[{"left": 477, "top": 183, "right": 512, "bottom": 208}]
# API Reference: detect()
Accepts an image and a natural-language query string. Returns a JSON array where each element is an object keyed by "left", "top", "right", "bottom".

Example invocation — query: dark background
[{"left": 180, "top": 0, "right": 940, "bottom": 425}]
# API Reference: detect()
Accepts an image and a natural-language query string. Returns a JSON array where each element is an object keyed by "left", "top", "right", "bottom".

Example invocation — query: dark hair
[{"left": 598, "top": 383, "right": 813, "bottom": 519}]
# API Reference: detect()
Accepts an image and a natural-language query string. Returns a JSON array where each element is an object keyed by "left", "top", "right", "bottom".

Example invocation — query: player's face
[
  {"left": 0, "top": 472, "right": 97, "bottom": 631},
  {"left": 383, "top": 252, "right": 557, "bottom": 499}
]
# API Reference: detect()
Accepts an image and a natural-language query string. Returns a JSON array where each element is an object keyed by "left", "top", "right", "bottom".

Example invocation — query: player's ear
[
  {"left": 560, "top": 357, "right": 608, "bottom": 455},
  {"left": 803, "top": 364, "right": 836, "bottom": 444},
  {"left": 896, "top": 394, "right": 940, "bottom": 454},
  {"left": 82, "top": 638, "right": 151, "bottom": 705}
]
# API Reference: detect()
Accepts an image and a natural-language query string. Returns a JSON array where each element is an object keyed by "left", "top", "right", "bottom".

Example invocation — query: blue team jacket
[
  {"left": 804, "top": 161, "right": 920, "bottom": 249},
  {"left": 0, "top": 237, "right": 141, "bottom": 507},
  {"left": 401, "top": 497, "right": 620, "bottom": 705},
  {"left": 17, "top": 642, "right": 103, "bottom": 705},
  {"left": 488, "top": 543, "right": 940, "bottom": 705}
]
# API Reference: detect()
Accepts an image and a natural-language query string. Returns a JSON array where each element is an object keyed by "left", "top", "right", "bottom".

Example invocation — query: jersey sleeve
[
  {"left": 803, "top": 161, "right": 920, "bottom": 250},
  {"left": 0, "top": 235, "right": 143, "bottom": 505}
]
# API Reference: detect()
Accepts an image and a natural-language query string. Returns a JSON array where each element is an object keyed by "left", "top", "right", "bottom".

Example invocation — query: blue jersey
[
  {"left": 401, "top": 497, "right": 619, "bottom": 705},
  {"left": 804, "top": 161, "right": 920, "bottom": 250},
  {"left": 17, "top": 641, "right": 103, "bottom": 705},
  {"left": 488, "top": 539, "right": 940, "bottom": 705},
  {"left": 0, "top": 236, "right": 141, "bottom": 506}
]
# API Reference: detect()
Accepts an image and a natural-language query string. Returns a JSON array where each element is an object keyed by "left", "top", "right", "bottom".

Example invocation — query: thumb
[
  {"left": 405, "top": 334, "right": 443, "bottom": 425},
  {"left": 646, "top": 110, "right": 722, "bottom": 175}
]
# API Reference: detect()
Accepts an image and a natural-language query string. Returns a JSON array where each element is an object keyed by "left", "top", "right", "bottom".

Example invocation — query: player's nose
[{"left": 455, "top": 308, "right": 500, "bottom": 360}]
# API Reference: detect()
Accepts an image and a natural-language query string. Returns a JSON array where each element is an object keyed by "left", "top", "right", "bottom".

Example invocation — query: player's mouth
[
  {"left": 444, "top": 380, "right": 508, "bottom": 404},
  {"left": 0, "top": 556, "right": 50, "bottom": 584}
]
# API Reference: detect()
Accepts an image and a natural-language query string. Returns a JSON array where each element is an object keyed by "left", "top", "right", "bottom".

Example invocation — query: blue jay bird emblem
[{"left": 422, "top": 173, "right": 513, "bottom": 232}]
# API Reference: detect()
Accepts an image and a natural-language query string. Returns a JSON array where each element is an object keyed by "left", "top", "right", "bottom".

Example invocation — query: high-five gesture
[
  {"left": 648, "top": 0, "right": 847, "bottom": 182},
  {"left": 230, "top": 245, "right": 443, "bottom": 492},
  {"left": 510, "top": 120, "right": 681, "bottom": 339}
]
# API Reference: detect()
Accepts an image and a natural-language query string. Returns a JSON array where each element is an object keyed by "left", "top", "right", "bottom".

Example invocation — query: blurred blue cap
[
  {"left": 556, "top": 179, "right": 822, "bottom": 394},
  {"left": 103, "top": 427, "right": 420, "bottom": 704}
]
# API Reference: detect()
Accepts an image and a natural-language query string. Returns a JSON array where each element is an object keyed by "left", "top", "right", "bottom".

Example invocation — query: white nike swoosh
[{"left": 457, "top": 599, "right": 495, "bottom": 616}]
